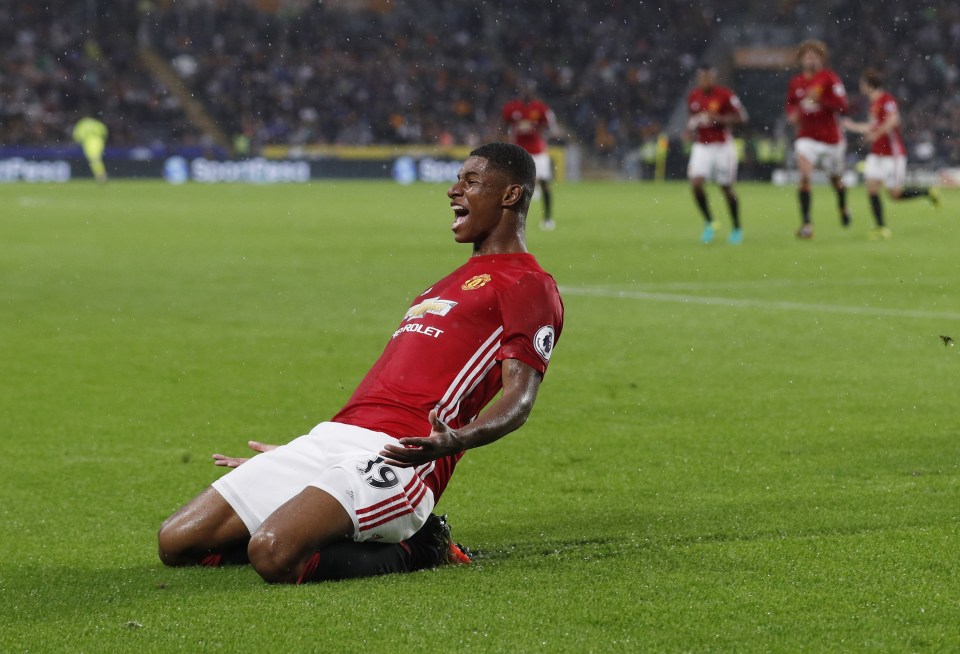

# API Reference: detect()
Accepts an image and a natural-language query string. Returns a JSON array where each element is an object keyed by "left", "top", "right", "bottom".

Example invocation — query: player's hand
[
  {"left": 378, "top": 410, "right": 465, "bottom": 468},
  {"left": 686, "top": 113, "right": 707, "bottom": 130},
  {"left": 212, "top": 440, "right": 278, "bottom": 468}
]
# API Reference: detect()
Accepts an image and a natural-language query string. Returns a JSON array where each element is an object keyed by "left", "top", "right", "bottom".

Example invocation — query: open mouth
[{"left": 451, "top": 204, "right": 468, "bottom": 229}]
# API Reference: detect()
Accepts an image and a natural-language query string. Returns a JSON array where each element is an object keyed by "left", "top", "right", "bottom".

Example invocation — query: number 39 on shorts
[{"left": 357, "top": 456, "right": 400, "bottom": 489}]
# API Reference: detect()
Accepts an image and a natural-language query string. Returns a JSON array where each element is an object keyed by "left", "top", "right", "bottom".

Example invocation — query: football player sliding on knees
[{"left": 158, "top": 142, "right": 564, "bottom": 584}]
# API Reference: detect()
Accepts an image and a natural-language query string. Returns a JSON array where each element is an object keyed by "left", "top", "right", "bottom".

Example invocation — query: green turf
[{"left": 1, "top": 179, "right": 958, "bottom": 652}]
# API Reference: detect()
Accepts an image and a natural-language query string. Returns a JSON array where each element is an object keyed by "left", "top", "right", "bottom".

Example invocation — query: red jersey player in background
[
  {"left": 502, "top": 83, "right": 559, "bottom": 230},
  {"left": 842, "top": 68, "right": 940, "bottom": 240},
  {"left": 785, "top": 40, "right": 850, "bottom": 239},
  {"left": 684, "top": 64, "right": 749, "bottom": 245},
  {"left": 158, "top": 143, "right": 564, "bottom": 584}
]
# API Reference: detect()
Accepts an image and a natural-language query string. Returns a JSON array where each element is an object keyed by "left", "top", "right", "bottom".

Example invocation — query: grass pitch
[{"left": 1, "top": 179, "right": 958, "bottom": 652}]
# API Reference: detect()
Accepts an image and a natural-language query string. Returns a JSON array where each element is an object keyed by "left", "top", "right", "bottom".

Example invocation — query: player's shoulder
[
  {"left": 496, "top": 255, "right": 558, "bottom": 288},
  {"left": 715, "top": 86, "right": 738, "bottom": 103},
  {"left": 503, "top": 268, "right": 563, "bottom": 320},
  {"left": 821, "top": 68, "right": 843, "bottom": 83},
  {"left": 515, "top": 266, "right": 562, "bottom": 306}
]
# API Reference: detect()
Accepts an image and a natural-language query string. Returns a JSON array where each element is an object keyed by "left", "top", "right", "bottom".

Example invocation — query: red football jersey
[
  {"left": 868, "top": 92, "right": 905, "bottom": 156},
  {"left": 502, "top": 99, "right": 553, "bottom": 154},
  {"left": 332, "top": 252, "right": 564, "bottom": 500},
  {"left": 785, "top": 69, "right": 849, "bottom": 144},
  {"left": 687, "top": 85, "right": 743, "bottom": 144}
]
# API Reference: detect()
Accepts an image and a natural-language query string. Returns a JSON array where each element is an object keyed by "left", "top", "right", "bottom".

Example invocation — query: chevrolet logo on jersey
[{"left": 404, "top": 297, "right": 457, "bottom": 321}]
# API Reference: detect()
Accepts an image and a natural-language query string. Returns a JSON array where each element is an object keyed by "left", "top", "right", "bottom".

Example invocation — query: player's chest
[
  {"left": 511, "top": 106, "right": 542, "bottom": 123},
  {"left": 795, "top": 74, "right": 832, "bottom": 98},
  {"left": 690, "top": 92, "right": 724, "bottom": 113},
  {"left": 396, "top": 275, "right": 502, "bottom": 337}
]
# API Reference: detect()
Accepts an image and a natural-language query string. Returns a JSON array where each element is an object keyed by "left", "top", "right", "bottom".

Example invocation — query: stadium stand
[
  {"left": 1, "top": 0, "right": 958, "bottom": 170},
  {"left": 0, "top": 2, "right": 202, "bottom": 147}
]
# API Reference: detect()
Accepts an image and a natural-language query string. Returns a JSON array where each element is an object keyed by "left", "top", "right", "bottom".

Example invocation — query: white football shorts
[
  {"left": 794, "top": 137, "right": 846, "bottom": 176},
  {"left": 687, "top": 141, "right": 738, "bottom": 185},
  {"left": 864, "top": 154, "right": 906, "bottom": 189},
  {"left": 531, "top": 151, "right": 553, "bottom": 181},
  {"left": 211, "top": 421, "right": 436, "bottom": 543}
]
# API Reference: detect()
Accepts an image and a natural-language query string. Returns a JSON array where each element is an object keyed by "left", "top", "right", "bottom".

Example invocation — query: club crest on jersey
[
  {"left": 461, "top": 274, "right": 492, "bottom": 291},
  {"left": 534, "top": 325, "right": 556, "bottom": 361},
  {"left": 404, "top": 297, "right": 457, "bottom": 321}
]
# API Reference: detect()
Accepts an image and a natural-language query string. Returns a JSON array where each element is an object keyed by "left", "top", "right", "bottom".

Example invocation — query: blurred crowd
[
  {"left": 0, "top": 2, "right": 203, "bottom": 147},
  {"left": 143, "top": 0, "right": 728, "bottom": 156},
  {"left": 1, "top": 0, "right": 958, "bottom": 166}
]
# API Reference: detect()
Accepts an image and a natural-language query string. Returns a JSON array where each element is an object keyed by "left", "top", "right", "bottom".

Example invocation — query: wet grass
[{"left": 1, "top": 179, "right": 958, "bottom": 652}]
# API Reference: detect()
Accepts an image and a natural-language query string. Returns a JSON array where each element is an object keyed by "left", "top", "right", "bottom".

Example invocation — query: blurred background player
[
  {"left": 785, "top": 40, "right": 850, "bottom": 240},
  {"left": 842, "top": 68, "right": 941, "bottom": 240},
  {"left": 72, "top": 114, "right": 109, "bottom": 183},
  {"left": 684, "top": 64, "right": 749, "bottom": 245},
  {"left": 502, "top": 83, "right": 558, "bottom": 230}
]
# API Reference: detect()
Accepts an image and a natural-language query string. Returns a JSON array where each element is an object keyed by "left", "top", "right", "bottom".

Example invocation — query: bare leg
[
  {"left": 158, "top": 486, "right": 251, "bottom": 566},
  {"left": 247, "top": 486, "right": 354, "bottom": 584}
]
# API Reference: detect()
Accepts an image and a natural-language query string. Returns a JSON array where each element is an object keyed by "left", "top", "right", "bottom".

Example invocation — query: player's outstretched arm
[
  {"left": 379, "top": 358, "right": 543, "bottom": 467},
  {"left": 212, "top": 440, "right": 278, "bottom": 468},
  {"left": 841, "top": 117, "right": 872, "bottom": 134}
]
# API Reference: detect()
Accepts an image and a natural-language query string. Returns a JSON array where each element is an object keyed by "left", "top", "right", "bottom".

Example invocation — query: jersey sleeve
[
  {"left": 882, "top": 97, "right": 899, "bottom": 120},
  {"left": 535, "top": 101, "right": 552, "bottom": 129},
  {"left": 726, "top": 91, "right": 743, "bottom": 116},
  {"left": 497, "top": 272, "right": 564, "bottom": 374}
]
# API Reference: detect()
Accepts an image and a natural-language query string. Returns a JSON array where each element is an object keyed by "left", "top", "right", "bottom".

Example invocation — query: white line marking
[
  {"left": 559, "top": 286, "right": 960, "bottom": 321},
  {"left": 586, "top": 277, "right": 955, "bottom": 292}
]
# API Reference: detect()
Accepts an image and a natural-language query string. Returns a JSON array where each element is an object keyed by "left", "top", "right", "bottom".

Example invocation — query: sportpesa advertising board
[{"left": 0, "top": 146, "right": 567, "bottom": 184}]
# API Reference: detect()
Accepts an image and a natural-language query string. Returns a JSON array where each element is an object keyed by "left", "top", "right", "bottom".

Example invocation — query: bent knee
[
  {"left": 157, "top": 521, "right": 191, "bottom": 567},
  {"left": 248, "top": 531, "right": 300, "bottom": 584}
]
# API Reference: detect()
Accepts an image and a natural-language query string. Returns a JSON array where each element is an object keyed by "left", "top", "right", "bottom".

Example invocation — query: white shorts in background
[
  {"left": 864, "top": 154, "right": 906, "bottom": 189},
  {"left": 531, "top": 151, "right": 553, "bottom": 181},
  {"left": 687, "top": 141, "right": 738, "bottom": 186},
  {"left": 211, "top": 422, "right": 435, "bottom": 543},
  {"left": 794, "top": 137, "right": 846, "bottom": 176}
]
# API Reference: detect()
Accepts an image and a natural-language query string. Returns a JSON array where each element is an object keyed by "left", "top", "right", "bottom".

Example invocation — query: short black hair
[{"left": 469, "top": 142, "right": 536, "bottom": 208}]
